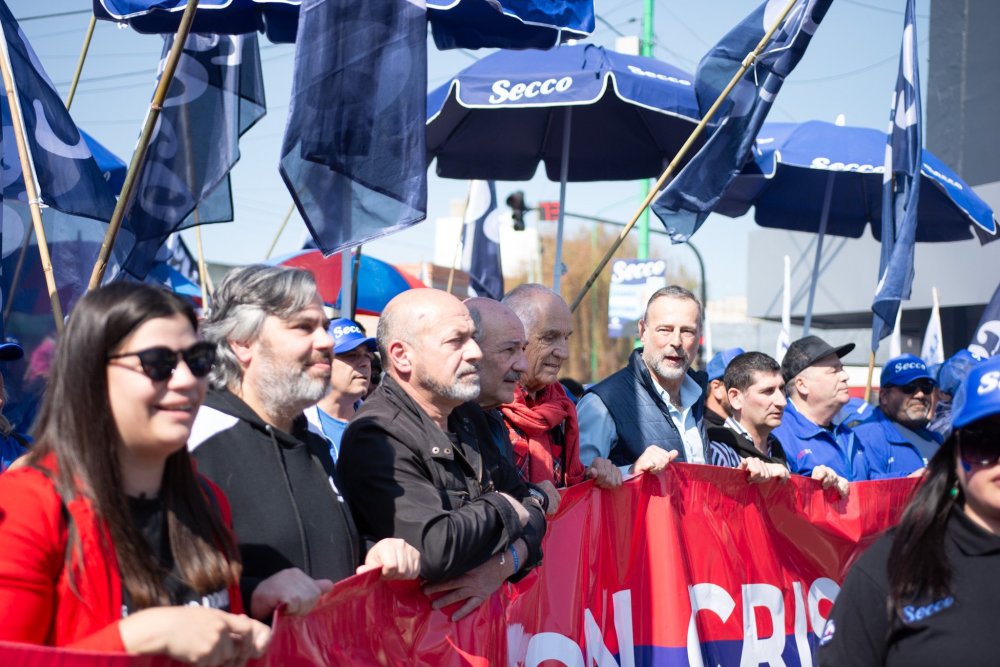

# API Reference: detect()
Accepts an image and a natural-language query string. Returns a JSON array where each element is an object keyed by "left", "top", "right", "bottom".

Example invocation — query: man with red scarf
[{"left": 500, "top": 284, "right": 620, "bottom": 488}]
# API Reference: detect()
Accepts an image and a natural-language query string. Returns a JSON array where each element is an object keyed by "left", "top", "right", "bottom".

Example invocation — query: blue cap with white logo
[
  {"left": 707, "top": 347, "right": 745, "bottom": 382},
  {"left": 880, "top": 354, "right": 935, "bottom": 388},
  {"left": 951, "top": 354, "right": 1000, "bottom": 429},
  {"left": 328, "top": 318, "right": 377, "bottom": 355}
]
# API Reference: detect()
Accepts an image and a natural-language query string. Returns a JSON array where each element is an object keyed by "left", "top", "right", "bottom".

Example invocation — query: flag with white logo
[
  {"left": 776, "top": 254, "right": 791, "bottom": 362},
  {"left": 969, "top": 281, "right": 1000, "bottom": 359},
  {"left": 871, "top": 0, "right": 921, "bottom": 352},
  {"left": 119, "top": 33, "right": 266, "bottom": 279},
  {"left": 921, "top": 288, "right": 944, "bottom": 365},
  {"left": 461, "top": 180, "right": 503, "bottom": 300},
  {"left": 279, "top": 0, "right": 427, "bottom": 255},
  {"left": 651, "top": 0, "right": 833, "bottom": 242}
]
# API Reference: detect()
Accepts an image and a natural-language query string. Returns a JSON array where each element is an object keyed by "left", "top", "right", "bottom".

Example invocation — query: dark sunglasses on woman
[{"left": 107, "top": 342, "right": 217, "bottom": 381}]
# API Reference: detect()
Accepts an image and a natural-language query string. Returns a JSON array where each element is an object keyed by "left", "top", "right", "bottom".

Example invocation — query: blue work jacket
[
  {"left": 772, "top": 400, "right": 870, "bottom": 481},
  {"left": 853, "top": 408, "right": 942, "bottom": 479}
]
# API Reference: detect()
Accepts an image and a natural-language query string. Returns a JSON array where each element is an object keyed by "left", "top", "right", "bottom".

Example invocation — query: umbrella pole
[
  {"left": 265, "top": 202, "right": 296, "bottom": 260},
  {"left": 88, "top": 0, "right": 202, "bottom": 291},
  {"left": 0, "top": 20, "right": 64, "bottom": 333},
  {"left": 341, "top": 248, "right": 353, "bottom": 318},
  {"left": 350, "top": 246, "right": 361, "bottom": 320},
  {"left": 802, "top": 172, "right": 835, "bottom": 335},
  {"left": 569, "top": 0, "right": 802, "bottom": 312},
  {"left": 65, "top": 15, "right": 96, "bottom": 111},
  {"left": 553, "top": 107, "right": 572, "bottom": 294},
  {"left": 447, "top": 182, "right": 474, "bottom": 295}
]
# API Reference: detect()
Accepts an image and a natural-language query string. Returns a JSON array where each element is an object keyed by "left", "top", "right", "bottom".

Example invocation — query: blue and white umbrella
[
  {"left": 716, "top": 120, "right": 997, "bottom": 242},
  {"left": 93, "top": 0, "right": 593, "bottom": 48},
  {"left": 714, "top": 119, "right": 998, "bottom": 330},
  {"left": 80, "top": 130, "right": 126, "bottom": 193},
  {"left": 428, "top": 44, "right": 700, "bottom": 290}
]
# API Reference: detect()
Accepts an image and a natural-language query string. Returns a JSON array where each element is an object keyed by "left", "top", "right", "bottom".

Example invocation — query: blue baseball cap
[
  {"left": 328, "top": 318, "right": 377, "bottom": 355},
  {"left": 951, "top": 354, "right": 1000, "bottom": 429},
  {"left": 880, "top": 354, "right": 935, "bottom": 388},
  {"left": 707, "top": 347, "right": 745, "bottom": 382}
]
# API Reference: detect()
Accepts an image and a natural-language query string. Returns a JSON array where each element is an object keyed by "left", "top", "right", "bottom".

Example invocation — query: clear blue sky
[{"left": 9, "top": 0, "right": 931, "bottom": 299}]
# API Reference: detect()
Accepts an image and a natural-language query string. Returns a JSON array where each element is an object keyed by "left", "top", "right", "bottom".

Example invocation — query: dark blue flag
[
  {"left": 118, "top": 33, "right": 266, "bottom": 279},
  {"left": 279, "top": 0, "right": 427, "bottom": 255},
  {"left": 969, "top": 282, "right": 1000, "bottom": 359},
  {"left": 651, "top": 0, "right": 833, "bottom": 242},
  {"left": 461, "top": 180, "right": 503, "bottom": 300},
  {"left": 871, "top": 0, "right": 921, "bottom": 351}
]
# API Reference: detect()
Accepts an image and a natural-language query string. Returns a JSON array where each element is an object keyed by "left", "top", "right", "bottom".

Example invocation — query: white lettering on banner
[
  {"left": 922, "top": 162, "right": 963, "bottom": 190},
  {"left": 516, "top": 580, "right": 840, "bottom": 665},
  {"left": 611, "top": 260, "right": 667, "bottom": 283},
  {"left": 810, "top": 157, "right": 885, "bottom": 174},
  {"left": 488, "top": 77, "right": 572, "bottom": 104},
  {"left": 625, "top": 64, "right": 692, "bottom": 86},
  {"left": 969, "top": 321, "right": 1000, "bottom": 363}
]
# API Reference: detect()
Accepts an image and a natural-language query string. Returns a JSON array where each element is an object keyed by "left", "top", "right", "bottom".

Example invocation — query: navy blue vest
[{"left": 586, "top": 349, "right": 706, "bottom": 466}]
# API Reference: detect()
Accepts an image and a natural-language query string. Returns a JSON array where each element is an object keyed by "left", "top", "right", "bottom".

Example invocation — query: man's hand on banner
[
  {"left": 250, "top": 567, "right": 334, "bottom": 620},
  {"left": 587, "top": 457, "right": 624, "bottom": 488},
  {"left": 422, "top": 539, "right": 526, "bottom": 621},
  {"left": 357, "top": 538, "right": 422, "bottom": 580},
  {"left": 629, "top": 446, "right": 679, "bottom": 477},
  {"left": 738, "top": 458, "right": 790, "bottom": 484},
  {"left": 811, "top": 465, "right": 850, "bottom": 497}
]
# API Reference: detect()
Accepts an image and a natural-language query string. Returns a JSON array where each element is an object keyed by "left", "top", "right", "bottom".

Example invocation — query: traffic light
[{"left": 506, "top": 191, "right": 528, "bottom": 231}]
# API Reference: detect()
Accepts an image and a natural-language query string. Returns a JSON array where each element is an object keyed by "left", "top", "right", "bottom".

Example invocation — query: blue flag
[
  {"left": 651, "top": 0, "right": 833, "bottom": 242},
  {"left": 871, "top": 0, "right": 921, "bottom": 352},
  {"left": 969, "top": 282, "right": 1000, "bottom": 359},
  {"left": 119, "top": 33, "right": 266, "bottom": 279},
  {"left": 279, "top": 0, "right": 427, "bottom": 255},
  {"left": 461, "top": 180, "right": 503, "bottom": 300}
]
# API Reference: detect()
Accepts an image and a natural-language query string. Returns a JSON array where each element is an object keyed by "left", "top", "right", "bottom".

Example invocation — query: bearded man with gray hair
[
  {"left": 189, "top": 265, "right": 419, "bottom": 624},
  {"left": 338, "top": 288, "right": 546, "bottom": 622}
]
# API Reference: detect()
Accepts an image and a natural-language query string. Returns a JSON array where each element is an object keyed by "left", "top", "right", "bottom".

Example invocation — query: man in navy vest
[{"left": 578, "top": 286, "right": 708, "bottom": 476}]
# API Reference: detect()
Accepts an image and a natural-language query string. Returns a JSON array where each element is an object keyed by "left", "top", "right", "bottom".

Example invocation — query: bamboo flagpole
[
  {"left": 65, "top": 15, "right": 96, "bottom": 111},
  {"left": 569, "top": 0, "right": 802, "bottom": 313},
  {"left": 88, "top": 0, "right": 202, "bottom": 290},
  {"left": 0, "top": 20, "right": 64, "bottom": 333},
  {"left": 264, "top": 202, "right": 297, "bottom": 260},
  {"left": 446, "top": 181, "right": 474, "bottom": 295}
]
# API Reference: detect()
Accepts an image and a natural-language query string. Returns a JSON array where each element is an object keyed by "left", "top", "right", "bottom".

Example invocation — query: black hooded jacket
[{"left": 190, "top": 389, "right": 360, "bottom": 605}]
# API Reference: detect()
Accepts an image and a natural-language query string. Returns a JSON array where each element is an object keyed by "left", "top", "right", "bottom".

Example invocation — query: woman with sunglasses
[
  {"left": 0, "top": 284, "right": 270, "bottom": 664},
  {"left": 817, "top": 355, "right": 1000, "bottom": 666}
]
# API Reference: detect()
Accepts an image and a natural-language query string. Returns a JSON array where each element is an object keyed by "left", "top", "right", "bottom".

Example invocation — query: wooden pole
[
  {"left": 569, "top": 0, "right": 802, "bottom": 312},
  {"left": 194, "top": 224, "right": 210, "bottom": 310},
  {"left": 0, "top": 21, "right": 64, "bottom": 333},
  {"left": 88, "top": 0, "right": 202, "bottom": 290},
  {"left": 65, "top": 15, "right": 96, "bottom": 111},
  {"left": 265, "top": 202, "right": 296, "bottom": 260},
  {"left": 863, "top": 350, "right": 877, "bottom": 404}
]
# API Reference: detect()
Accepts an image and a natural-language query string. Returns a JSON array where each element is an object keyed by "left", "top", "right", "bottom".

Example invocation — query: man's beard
[
  {"left": 418, "top": 361, "right": 481, "bottom": 403},
  {"left": 643, "top": 347, "right": 689, "bottom": 383},
  {"left": 253, "top": 340, "right": 330, "bottom": 419}
]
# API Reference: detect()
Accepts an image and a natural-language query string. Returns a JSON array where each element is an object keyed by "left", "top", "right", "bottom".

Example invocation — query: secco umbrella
[
  {"left": 428, "top": 43, "right": 701, "bottom": 291},
  {"left": 93, "top": 0, "right": 594, "bottom": 48},
  {"left": 714, "top": 120, "right": 998, "bottom": 331},
  {"left": 276, "top": 250, "right": 426, "bottom": 316}
]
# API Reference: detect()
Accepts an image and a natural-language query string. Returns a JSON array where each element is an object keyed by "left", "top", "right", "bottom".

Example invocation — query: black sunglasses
[
  {"left": 890, "top": 380, "right": 935, "bottom": 395},
  {"left": 957, "top": 427, "right": 1000, "bottom": 469},
  {"left": 108, "top": 342, "right": 217, "bottom": 381}
]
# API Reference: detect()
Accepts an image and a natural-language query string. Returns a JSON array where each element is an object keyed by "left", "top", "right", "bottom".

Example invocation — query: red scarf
[{"left": 500, "top": 383, "right": 585, "bottom": 487}]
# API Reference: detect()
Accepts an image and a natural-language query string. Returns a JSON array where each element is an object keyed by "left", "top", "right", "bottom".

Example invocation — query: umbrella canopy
[
  {"left": 81, "top": 130, "right": 126, "bottom": 193},
  {"left": 93, "top": 0, "right": 593, "bottom": 48},
  {"left": 428, "top": 43, "right": 701, "bottom": 182},
  {"left": 715, "top": 120, "right": 998, "bottom": 242},
  {"left": 276, "top": 250, "right": 426, "bottom": 316}
]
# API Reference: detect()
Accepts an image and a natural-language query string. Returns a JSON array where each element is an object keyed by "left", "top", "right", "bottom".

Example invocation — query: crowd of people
[{"left": 0, "top": 265, "right": 997, "bottom": 665}]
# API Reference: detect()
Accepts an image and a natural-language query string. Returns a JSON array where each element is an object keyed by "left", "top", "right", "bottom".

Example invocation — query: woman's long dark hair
[
  {"left": 26, "top": 283, "right": 240, "bottom": 609},
  {"left": 886, "top": 433, "right": 960, "bottom": 616}
]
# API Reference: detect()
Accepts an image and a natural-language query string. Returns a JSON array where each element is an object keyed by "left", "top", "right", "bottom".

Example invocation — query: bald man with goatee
[{"left": 338, "top": 289, "right": 546, "bottom": 621}]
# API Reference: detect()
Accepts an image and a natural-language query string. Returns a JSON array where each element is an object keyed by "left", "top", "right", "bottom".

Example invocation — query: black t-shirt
[
  {"left": 121, "top": 495, "right": 231, "bottom": 616},
  {"left": 817, "top": 508, "right": 1000, "bottom": 666}
]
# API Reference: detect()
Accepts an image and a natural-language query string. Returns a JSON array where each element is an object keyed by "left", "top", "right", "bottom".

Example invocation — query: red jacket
[{"left": 0, "top": 464, "right": 243, "bottom": 652}]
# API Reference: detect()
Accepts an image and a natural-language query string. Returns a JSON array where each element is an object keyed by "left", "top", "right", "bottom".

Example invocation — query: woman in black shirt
[{"left": 817, "top": 355, "right": 1000, "bottom": 666}]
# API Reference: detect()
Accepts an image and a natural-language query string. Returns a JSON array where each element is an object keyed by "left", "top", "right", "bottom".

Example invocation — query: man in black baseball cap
[{"left": 771, "top": 335, "right": 870, "bottom": 481}]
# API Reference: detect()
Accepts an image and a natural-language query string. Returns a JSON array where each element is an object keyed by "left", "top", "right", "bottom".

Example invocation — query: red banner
[{"left": 0, "top": 465, "right": 915, "bottom": 666}]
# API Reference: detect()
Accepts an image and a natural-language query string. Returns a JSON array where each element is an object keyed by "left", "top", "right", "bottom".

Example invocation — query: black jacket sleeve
[{"left": 338, "top": 416, "right": 527, "bottom": 583}]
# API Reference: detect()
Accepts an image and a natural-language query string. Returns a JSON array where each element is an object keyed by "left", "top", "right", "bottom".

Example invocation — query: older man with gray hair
[
  {"left": 339, "top": 288, "right": 546, "bottom": 621},
  {"left": 189, "top": 265, "right": 419, "bottom": 623}
]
